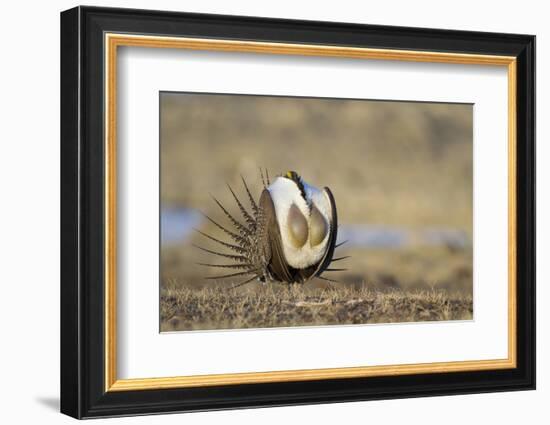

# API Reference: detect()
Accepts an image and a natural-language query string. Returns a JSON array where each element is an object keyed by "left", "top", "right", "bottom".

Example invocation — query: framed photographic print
[{"left": 60, "top": 6, "right": 535, "bottom": 419}]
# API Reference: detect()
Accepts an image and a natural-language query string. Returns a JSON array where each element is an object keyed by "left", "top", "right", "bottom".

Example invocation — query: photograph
[
  {"left": 160, "top": 92, "right": 474, "bottom": 332},
  {"left": 58, "top": 5, "right": 536, "bottom": 419}
]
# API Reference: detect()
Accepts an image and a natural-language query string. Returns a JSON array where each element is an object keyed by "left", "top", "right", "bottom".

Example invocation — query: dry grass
[
  {"left": 160, "top": 235, "right": 473, "bottom": 332},
  {"left": 160, "top": 284, "right": 473, "bottom": 332}
]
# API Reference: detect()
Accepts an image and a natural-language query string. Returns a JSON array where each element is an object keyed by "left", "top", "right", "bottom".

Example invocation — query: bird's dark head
[{"left": 283, "top": 170, "right": 306, "bottom": 201}]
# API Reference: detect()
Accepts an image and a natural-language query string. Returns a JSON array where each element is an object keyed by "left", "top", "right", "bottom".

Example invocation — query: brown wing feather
[
  {"left": 259, "top": 189, "right": 294, "bottom": 283},
  {"left": 311, "top": 187, "right": 338, "bottom": 280}
]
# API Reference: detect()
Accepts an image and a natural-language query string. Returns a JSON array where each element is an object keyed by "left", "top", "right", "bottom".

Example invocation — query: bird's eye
[
  {"left": 287, "top": 204, "right": 308, "bottom": 248},
  {"left": 310, "top": 205, "right": 328, "bottom": 246}
]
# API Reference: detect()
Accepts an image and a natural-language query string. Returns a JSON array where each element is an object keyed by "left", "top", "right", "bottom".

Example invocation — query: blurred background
[{"left": 160, "top": 92, "right": 473, "bottom": 329}]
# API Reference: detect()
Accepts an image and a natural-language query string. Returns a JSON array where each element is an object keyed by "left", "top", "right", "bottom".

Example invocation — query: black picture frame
[{"left": 60, "top": 5, "right": 535, "bottom": 419}]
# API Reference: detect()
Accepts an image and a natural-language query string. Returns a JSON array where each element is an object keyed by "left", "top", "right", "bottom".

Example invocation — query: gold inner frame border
[{"left": 104, "top": 33, "right": 517, "bottom": 392}]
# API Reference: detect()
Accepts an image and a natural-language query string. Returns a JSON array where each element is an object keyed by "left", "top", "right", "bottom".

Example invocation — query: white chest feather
[{"left": 267, "top": 177, "right": 332, "bottom": 269}]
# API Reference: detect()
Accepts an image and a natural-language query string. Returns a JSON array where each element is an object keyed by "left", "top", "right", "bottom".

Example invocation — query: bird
[{"left": 194, "top": 170, "right": 349, "bottom": 288}]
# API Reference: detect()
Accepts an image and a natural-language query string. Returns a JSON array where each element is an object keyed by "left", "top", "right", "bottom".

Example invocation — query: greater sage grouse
[{"left": 195, "top": 170, "right": 348, "bottom": 288}]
